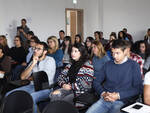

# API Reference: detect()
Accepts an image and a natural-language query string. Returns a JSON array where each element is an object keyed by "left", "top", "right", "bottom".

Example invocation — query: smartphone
[{"left": 132, "top": 104, "right": 143, "bottom": 109}]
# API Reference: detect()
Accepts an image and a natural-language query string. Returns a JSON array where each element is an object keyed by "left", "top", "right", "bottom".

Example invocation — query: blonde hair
[
  {"left": 0, "top": 35, "right": 8, "bottom": 46},
  {"left": 92, "top": 40, "right": 106, "bottom": 58},
  {"left": 47, "top": 36, "right": 59, "bottom": 54}
]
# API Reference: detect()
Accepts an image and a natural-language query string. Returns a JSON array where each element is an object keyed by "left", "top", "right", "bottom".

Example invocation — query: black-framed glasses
[{"left": 33, "top": 47, "right": 43, "bottom": 51}]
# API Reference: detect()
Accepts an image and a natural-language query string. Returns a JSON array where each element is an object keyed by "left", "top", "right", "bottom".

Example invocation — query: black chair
[
  {"left": 32, "top": 71, "right": 49, "bottom": 91},
  {"left": 42, "top": 100, "right": 78, "bottom": 113},
  {"left": 1, "top": 90, "right": 33, "bottom": 113}
]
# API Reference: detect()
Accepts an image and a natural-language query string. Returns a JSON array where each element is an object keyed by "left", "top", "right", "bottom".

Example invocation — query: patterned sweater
[{"left": 58, "top": 60, "right": 94, "bottom": 94}]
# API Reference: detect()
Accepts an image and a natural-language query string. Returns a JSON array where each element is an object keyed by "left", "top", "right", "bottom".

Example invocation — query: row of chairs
[{"left": 1, "top": 90, "right": 78, "bottom": 113}]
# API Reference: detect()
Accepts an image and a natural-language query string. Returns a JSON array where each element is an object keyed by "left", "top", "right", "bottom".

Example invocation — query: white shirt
[{"left": 144, "top": 71, "right": 150, "bottom": 85}]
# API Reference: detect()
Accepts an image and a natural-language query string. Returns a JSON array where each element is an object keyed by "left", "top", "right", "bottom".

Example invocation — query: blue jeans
[
  {"left": 6, "top": 84, "right": 52, "bottom": 113},
  {"left": 86, "top": 98, "right": 125, "bottom": 113}
]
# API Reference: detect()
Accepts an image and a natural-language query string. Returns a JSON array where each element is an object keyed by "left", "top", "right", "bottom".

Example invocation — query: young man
[
  {"left": 58, "top": 30, "right": 65, "bottom": 48},
  {"left": 86, "top": 39, "right": 143, "bottom": 113},
  {"left": 6, "top": 42, "right": 56, "bottom": 113},
  {"left": 17, "top": 18, "right": 30, "bottom": 42}
]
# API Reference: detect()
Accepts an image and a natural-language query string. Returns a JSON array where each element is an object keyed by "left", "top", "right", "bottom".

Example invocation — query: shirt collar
[{"left": 114, "top": 57, "right": 128, "bottom": 64}]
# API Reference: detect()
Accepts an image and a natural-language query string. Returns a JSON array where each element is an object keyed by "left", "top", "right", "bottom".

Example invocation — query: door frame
[{"left": 65, "top": 8, "right": 84, "bottom": 43}]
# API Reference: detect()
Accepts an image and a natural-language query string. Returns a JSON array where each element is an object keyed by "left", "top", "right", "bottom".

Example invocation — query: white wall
[
  {"left": 103, "top": 0, "right": 150, "bottom": 41},
  {"left": 1, "top": 0, "right": 150, "bottom": 47},
  {"left": 0, "top": 0, "right": 100, "bottom": 46}
]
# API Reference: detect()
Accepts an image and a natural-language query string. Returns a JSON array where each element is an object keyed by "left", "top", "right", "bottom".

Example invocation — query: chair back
[
  {"left": 1, "top": 90, "right": 33, "bottom": 113},
  {"left": 32, "top": 71, "right": 49, "bottom": 91},
  {"left": 42, "top": 100, "right": 78, "bottom": 113}
]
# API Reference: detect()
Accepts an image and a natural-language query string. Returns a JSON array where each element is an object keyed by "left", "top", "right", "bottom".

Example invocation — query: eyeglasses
[
  {"left": 14, "top": 40, "right": 19, "bottom": 41},
  {"left": 30, "top": 40, "right": 35, "bottom": 43},
  {"left": 33, "top": 47, "right": 43, "bottom": 51}
]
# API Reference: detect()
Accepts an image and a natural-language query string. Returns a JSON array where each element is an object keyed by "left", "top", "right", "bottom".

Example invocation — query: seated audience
[
  {"left": 10, "top": 36, "right": 27, "bottom": 68},
  {"left": 92, "top": 40, "right": 110, "bottom": 78},
  {"left": 74, "top": 34, "right": 84, "bottom": 45},
  {"left": 118, "top": 31, "right": 129, "bottom": 41},
  {"left": 86, "top": 39, "right": 143, "bottom": 113},
  {"left": 23, "top": 31, "right": 34, "bottom": 51},
  {"left": 0, "top": 35, "right": 10, "bottom": 56},
  {"left": 144, "top": 56, "right": 150, "bottom": 73},
  {"left": 58, "top": 30, "right": 65, "bottom": 48},
  {"left": 26, "top": 36, "right": 40, "bottom": 64},
  {"left": 50, "top": 43, "right": 94, "bottom": 104},
  {"left": 144, "top": 28, "right": 150, "bottom": 44},
  {"left": 105, "top": 32, "right": 117, "bottom": 51},
  {"left": 94, "top": 31, "right": 108, "bottom": 47},
  {"left": 144, "top": 71, "right": 150, "bottom": 106},
  {"left": 6, "top": 42, "right": 56, "bottom": 113},
  {"left": 61, "top": 36, "right": 72, "bottom": 67},
  {"left": 47, "top": 36, "right": 64, "bottom": 68},
  {"left": 11, "top": 36, "right": 40, "bottom": 80},
  {"left": 0, "top": 45, "right": 11, "bottom": 76},
  {"left": 136, "top": 40, "right": 149, "bottom": 61},
  {"left": 123, "top": 28, "right": 133, "bottom": 42},
  {"left": 85, "top": 36, "right": 94, "bottom": 56},
  {"left": 125, "top": 41, "right": 144, "bottom": 78}
]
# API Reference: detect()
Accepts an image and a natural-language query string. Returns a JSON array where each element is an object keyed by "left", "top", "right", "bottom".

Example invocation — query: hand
[
  {"left": 52, "top": 90, "right": 61, "bottom": 95},
  {"left": 19, "top": 29, "right": 24, "bottom": 32},
  {"left": 21, "top": 62, "right": 27, "bottom": 66},
  {"left": 32, "top": 56, "right": 39, "bottom": 65},
  {"left": 62, "top": 84, "right": 72, "bottom": 90},
  {"left": 0, "top": 71, "right": 5, "bottom": 74},
  {"left": 104, "top": 92, "right": 119, "bottom": 102}
]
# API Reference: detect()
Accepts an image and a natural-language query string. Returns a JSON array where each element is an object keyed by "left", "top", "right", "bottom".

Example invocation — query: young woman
[
  {"left": 85, "top": 36, "right": 94, "bottom": 56},
  {"left": 50, "top": 43, "right": 94, "bottom": 103},
  {"left": 92, "top": 41, "right": 110, "bottom": 77},
  {"left": 0, "top": 45, "right": 11, "bottom": 76},
  {"left": 118, "top": 31, "right": 128, "bottom": 40},
  {"left": 47, "top": 36, "right": 64, "bottom": 68},
  {"left": 137, "top": 40, "right": 149, "bottom": 61},
  {"left": 74, "top": 34, "right": 83, "bottom": 45},
  {"left": 0, "top": 35, "right": 10, "bottom": 56},
  {"left": 61, "top": 36, "right": 72, "bottom": 67}
]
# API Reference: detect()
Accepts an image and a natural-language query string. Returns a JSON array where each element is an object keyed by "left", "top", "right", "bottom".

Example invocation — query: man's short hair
[
  {"left": 59, "top": 30, "right": 65, "bottom": 34},
  {"left": 147, "top": 28, "right": 150, "bottom": 32},
  {"left": 27, "top": 31, "right": 34, "bottom": 36},
  {"left": 111, "top": 39, "right": 127, "bottom": 51},
  {"left": 31, "top": 36, "right": 40, "bottom": 43},
  {"left": 38, "top": 42, "right": 48, "bottom": 51},
  {"left": 21, "top": 18, "right": 27, "bottom": 23}
]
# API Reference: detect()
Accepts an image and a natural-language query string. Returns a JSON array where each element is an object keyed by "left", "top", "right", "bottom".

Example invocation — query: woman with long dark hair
[
  {"left": 50, "top": 43, "right": 94, "bottom": 103},
  {"left": 61, "top": 36, "right": 72, "bottom": 67}
]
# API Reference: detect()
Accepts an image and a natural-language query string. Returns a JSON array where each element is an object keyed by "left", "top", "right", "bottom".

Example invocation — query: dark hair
[
  {"left": 72, "top": 43, "right": 89, "bottom": 63},
  {"left": 110, "top": 32, "right": 117, "bottom": 39},
  {"left": 30, "top": 36, "right": 40, "bottom": 43},
  {"left": 38, "top": 42, "right": 48, "bottom": 51},
  {"left": 123, "top": 28, "right": 127, "bottom": 32},
  {"left": 59, "top": 30, "right": 65, "bottom": 34},
  {"left": 62, "top": 36, "right": 72, "bottom": 55},
  {"left": 15, "top": 35, "right": 23, "bottom": 46},
  {"left": 21, "top": 18, "right": 27, "bottom": 23},
  {"left": 0, "top": 45, "right": 4, "bottom": 53},
  {"left": 118, "top": 31, "right": 127, "bottom": 40},
  {"left": 75, "top": 34, "right": 82, "bottom": 44},
  {"left": 136, "top": 40, "right": 149, "bottom": 58},
  {"left": 147, "top": 28, "right": 150, "bottom": 32},
  {"left": 111, "top": 39, "right": 127, "bottom": 51},
  {"left": 27, "top": 31, "right": 34, "bottom": 36},
  {"left": 86, "top": 36, "right": 94, "bottom": 43}
]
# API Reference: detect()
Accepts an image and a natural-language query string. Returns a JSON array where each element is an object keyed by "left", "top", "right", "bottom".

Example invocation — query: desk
[{"left": 122, "top": 102, "right": 150, "bottom": 113}]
